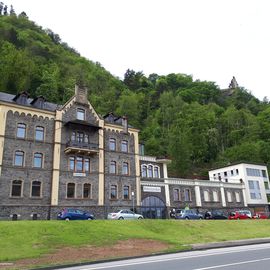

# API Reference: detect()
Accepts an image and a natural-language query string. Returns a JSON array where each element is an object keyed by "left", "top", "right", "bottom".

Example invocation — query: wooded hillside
[{"left": 1, "top": 9, "right": 270, "bottom": 177}]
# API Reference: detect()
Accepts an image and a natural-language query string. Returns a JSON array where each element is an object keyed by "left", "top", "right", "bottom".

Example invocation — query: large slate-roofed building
[{"left": 0, "top": 86, "right": 267, "bottom": 220}]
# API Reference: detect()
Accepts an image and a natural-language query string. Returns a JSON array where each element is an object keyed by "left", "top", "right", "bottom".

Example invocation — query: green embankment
[{"left": 1, "top": 220, "right": 270, "bottom": 262}]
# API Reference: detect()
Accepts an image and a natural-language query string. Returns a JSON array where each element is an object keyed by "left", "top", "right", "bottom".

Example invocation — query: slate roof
[{"left": 0, "top": 92, "right": 60, "bottom": 112}]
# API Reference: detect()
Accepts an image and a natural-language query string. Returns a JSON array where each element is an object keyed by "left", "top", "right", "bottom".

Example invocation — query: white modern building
[{"left": 208, "top": 163, "right": 270, "bottom": 211}]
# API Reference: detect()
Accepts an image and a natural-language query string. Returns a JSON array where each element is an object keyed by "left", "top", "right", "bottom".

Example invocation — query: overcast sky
[{"left": 4, "top": 0, "right": 270, "bottom": 100}]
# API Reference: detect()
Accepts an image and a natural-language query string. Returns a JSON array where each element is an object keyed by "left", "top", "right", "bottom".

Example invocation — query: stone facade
[{"left": 0, "top": 87, "right": 268, "bottom": 220}]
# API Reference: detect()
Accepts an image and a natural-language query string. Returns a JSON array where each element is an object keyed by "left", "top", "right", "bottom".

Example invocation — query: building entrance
[{"left": 141, "top": 196, "right": 166, "bottom": 219}]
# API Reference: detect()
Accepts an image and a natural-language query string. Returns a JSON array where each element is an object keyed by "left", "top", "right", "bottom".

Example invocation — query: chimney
[
  {"left": 75, "top": 84, "right": 88, "bottom": 104},
  {"left": 122, "top": 116, "right": 128, "bottom": 133}
]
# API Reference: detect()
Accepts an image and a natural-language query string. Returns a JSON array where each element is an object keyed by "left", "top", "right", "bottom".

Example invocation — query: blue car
[
  {"left": 57, "top": 208, "right": 95, "bottom": 220},
  {"left": 175, "top": 209, "right": 203, "bottom": 220}
]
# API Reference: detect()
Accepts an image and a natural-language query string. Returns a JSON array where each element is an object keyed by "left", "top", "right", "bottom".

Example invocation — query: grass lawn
[{"left": 1, "top": 219, "right": 270, "bottom": 262}]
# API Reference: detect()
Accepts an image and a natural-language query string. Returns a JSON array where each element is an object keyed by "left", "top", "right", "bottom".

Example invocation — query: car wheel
[
  {"left": 199, "top": 217, "right": 203, "bottom": 220},
  {"left": 118, "top": 217, "right": 124, "bottom": 220},
  {"left": 237, "top": 217, "right": 240, "bottom": 220},
  {"left": 65, "top": 217, "right": 70, "bottom": 221},
  {"left": 138, "top": 217, "right": 143, "bottom": 220},
  {"left": 185, "top": 217, "right": 189, "bottom": 220},
  {"left": 87, "top": 217, "right": 92, "bottom": 220}
]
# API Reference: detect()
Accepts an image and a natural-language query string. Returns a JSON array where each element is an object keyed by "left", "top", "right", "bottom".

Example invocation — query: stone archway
[{"left": 141, "top": 196, "right": 166, "bottom": 219}]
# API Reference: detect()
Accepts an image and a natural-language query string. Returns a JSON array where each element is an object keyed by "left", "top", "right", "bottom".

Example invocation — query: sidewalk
[{"left": 192, "top": 237, "right": 270, "bottom": 250}]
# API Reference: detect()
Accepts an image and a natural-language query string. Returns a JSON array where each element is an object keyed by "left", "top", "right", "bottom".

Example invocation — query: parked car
[
  {"left": 228, "top": 210, "right": 252, "bottom": 220},
  {"left": 252, "top": 212, "right": 269, "bottom": 219},
  {"left": 175, "top": 209, "right": 203, "bottom": 220},
  {"left": 204, "top": 210, "right": 228, "bottom": 220},
  {"left": 57, "top": 208, "right": 95, "bottom": 221},
  {"left": 107, "top": 209, "right": 143, "bottom": 220}
]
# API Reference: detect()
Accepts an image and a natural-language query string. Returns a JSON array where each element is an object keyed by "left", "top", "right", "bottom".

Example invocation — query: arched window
[
  {"left": 33, "top": 153, "right": 43, "bottom": 168},
  {"left": 235, "top": 192, "right": 241, "bottom": 202},
  {"left": 122, "top": 162, "right": 129, "bottom": 175},
  {"left": 31, "top": 181, "right": 41, "bottom": 197},
  {"left": 121, "top": 140, "right": 128, "bottom": 152},
  {"left": 83, "top": 183, "right": 91, "bottom": 198},
  {"left": 110, "top": 185, "right": 117, "bottom": 199},
  {"left": 110, "top": 161, "right": 116, "bottom": 174},
  {"left": 14, "top": 151, "right": 24, "bottom": 166},
  {"left": 213, "top": 190, "right": 219, "bottom": 202},
  {"left": 173, "top": 188, "right": 181, "bottom": 201},
  {"left": 227, "top": 191, "right": 232, "bottom": 202},
  {"left": 123, "top": 185, "right": 130, "bottom": 200},
  {"left": 67, "top": 183, "right": 75, "bottom": 198},
  {"left": 109, "top": 138, "right": 116, "bottom": 151},
  {"left": 184, "top": 189, "right": 191, "bottom": 201},
  {"left": 204, "top": 190, "right": 210, "bottom": 202},
  {"left": 35, "top": 126, "right": 44, "bottom": 141},
  {"left": 11, "top": 180, "right": 23, "bottom": 197},
  {"left": 148, "top": 165, "right": 153, "bottom": 178},
  {"left": 141, "top": 165, "right": 147, "bottom": 177},
  {"left": 154, "top": 166, "right": 159, "bottom": 178},
  {"left": 16, "top": 123, "right": 26, "bottom": 138}
]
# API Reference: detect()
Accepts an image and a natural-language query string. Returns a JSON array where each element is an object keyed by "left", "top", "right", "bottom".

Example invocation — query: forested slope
[{"left": 1, "top": 10, "right": 270, "bottom": 177}]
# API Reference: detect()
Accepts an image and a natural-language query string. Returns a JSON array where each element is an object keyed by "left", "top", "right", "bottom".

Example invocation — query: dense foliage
[{"left": 1, "top": 10, "right": 270, "bottom": 177}]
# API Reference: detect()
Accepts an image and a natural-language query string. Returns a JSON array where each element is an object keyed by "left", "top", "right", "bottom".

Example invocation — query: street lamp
[{"left": 131, "top": 191, "right": 135, "bottom": 212}]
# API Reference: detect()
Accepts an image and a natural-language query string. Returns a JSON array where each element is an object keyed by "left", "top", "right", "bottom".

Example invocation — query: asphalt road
[{"left": 62, "top": 243, "right": 270, "bottom": 270}]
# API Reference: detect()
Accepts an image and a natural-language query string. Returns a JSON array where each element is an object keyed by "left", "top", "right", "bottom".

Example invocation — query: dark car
[
  {"left": 175, "top": 209, "right": 203, "bottom": 220},
  {"left": 204, "top": 210, "right": 228, "bottom": 220},
  {"left": 57, "top": 208, "right": 95, "bottom": 221}
]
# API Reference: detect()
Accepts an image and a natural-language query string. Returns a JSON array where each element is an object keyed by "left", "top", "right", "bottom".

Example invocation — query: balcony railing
[{"left": 65, "top": 140, "right": 99, "bottom": 155}]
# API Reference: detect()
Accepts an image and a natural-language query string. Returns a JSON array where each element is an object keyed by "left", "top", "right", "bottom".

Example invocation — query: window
[
  {"left": 16, "top": 123, "right": 26, "bottom": 138},
  {"left": 230, "top": 170, "right": 234, "bottom": 176},
  {"left": 184, "top": 189, "right": 191, "bottom": 201},
  {"left": 69, "top": 157, "right": 75, "bottom": 171},
  {"left": 35, "top": 126, "right": 44, "bottom": 141},
  {"left": 173, "top": 188, "right": 181, "bottom": 201},
  {"left": 110, "top": 161, "right": 116, "bottom": 174},
  {"left": 246, "top": 168, "right": 261, "bottom": 177},
  {"left": 83, "top": 183, "right": 91, "bottom": 198},
  {"left": 264, "top": 182, "right": 269, "bottom": 190},
  {"left": 31, "top": 181, "right": 41, "bottom": 197},
  {"left": 84, "top": 158, "right": 90, "bottom": 172},
  {"left": 204, "top": 190, "right": 210, "bottom": 202},
  {"left": 67, "top": 183, "right": 75, "bottom": 198},
  {"left": 224, "top": 171, "right": 227, "bottom": 177},
  {"left": 71, "top": 132, "right": 76, "bottom": 141},
  {"left": 11, "top": 180, "right": 22, "bottom": 197},
  {"left": 33, "top": 153, "right": 43, "bottom": 168},
  {"left": 235, "top": 192, "right": 241, "bottom": 202},
  {"left": 84, "top": 134, "right": 89, "bottom": 143},
  {"left": 213, "top": 173, "right": 216, "bottom": 180},
  {"left": 262, "top": 170, "right": 267, "bottom": 178},
  {"left": 14, "top": 151, "right": 24, "bottom": 166},
  {"left": 109, "top": 138, "right": 116, "bottom": 151},
  {"left": 77, "top": 108, "right": 85, "bottom": 120},
  {"left": 154, "top": 166, "right": 159, "bottom": 178},
  {"left": 110, "top": 185, "right": 117, "bottom": 199},
  {"left": 69, "top": 157, "right": 90, "bottom": 172},
  {"left": 121, "top": 140, "right": 128, "bottom": 152},
  {"left": 248, "top": 180, "right": 261, "bottom": 200},
  {"left": 123, "top": 185, "right": 130, "bottom": 200},
  {"left": 227, "top": 191, "right": 232, "bottom": 202},
  {"left": 122, "top": 162, "right": 129, "bottom": 175},
  {"left": 236, "top": 169, "right": 239, "bottom": 175},
  {"left": 148, "top": 165, "right": 153, "bottom": 178},
  {"left": 213, "top": 191, "right": 219, "bottom": 202},
  {"left": 141, "top": 165, "right": 147, "bottom": 177},
  {"left": 76, "top": 157, "right": 83, "bottom": 172},
  {"left": 77, "top": 132, "right": 84, "bottom": 143}
]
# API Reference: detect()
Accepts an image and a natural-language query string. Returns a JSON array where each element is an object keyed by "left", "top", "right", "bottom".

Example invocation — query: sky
[{"left": 4, "top": 0, "right": 270, "bottom": 100}]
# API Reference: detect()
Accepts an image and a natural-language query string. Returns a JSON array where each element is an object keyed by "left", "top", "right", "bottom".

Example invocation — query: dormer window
[
  {"left": 13, "top": 91, "right": 29, "bottom": 105},
  {"left": 77, "top": 108, "right": 85, "bottom": 120}
]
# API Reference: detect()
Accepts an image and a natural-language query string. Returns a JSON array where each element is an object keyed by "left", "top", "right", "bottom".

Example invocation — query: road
[{"left": 62, "top": 243, "right": 270, "bottom": 270}]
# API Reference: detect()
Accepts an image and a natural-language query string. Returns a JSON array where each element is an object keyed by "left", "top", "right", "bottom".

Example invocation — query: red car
[
  {"left": 252, "top": 212, "right": 269, "bottom": 219},
  {"left": 228, "top": 210, "right": 252, "bottom": 220}
]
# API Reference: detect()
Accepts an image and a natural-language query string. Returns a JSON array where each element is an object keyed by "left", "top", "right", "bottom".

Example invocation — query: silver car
[{"left": 107, "top": 209, "right": 143, "bottom": 220}]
